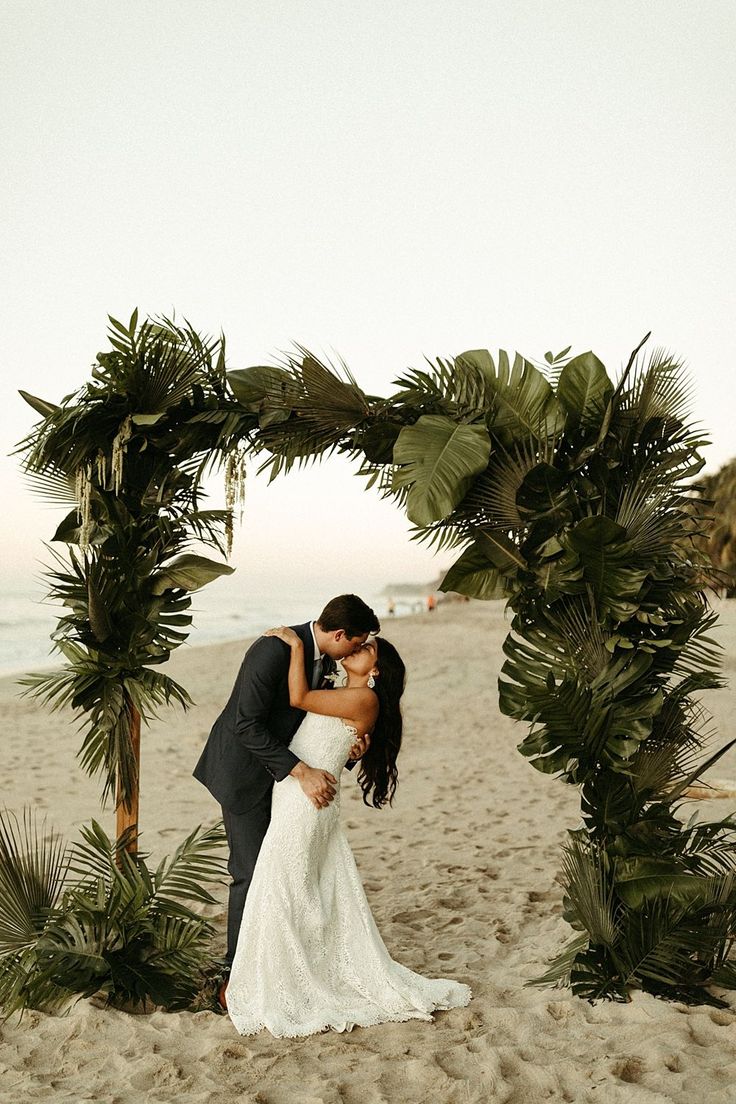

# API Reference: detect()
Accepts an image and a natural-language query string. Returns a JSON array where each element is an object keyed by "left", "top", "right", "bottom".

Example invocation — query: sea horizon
[{"left": 0, "top": 575, "right": 438, "bottom": 679}]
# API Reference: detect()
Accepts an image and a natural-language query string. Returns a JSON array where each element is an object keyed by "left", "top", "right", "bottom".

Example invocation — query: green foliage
[
  {"left": 227, "top": 347, "right": 373, "bottom": 480},
  {"left": 18, "top": 313, "right": 253, "bottom": 809},
  {"left": 0, "top": 809, "right": 226, "bottom": 1016},
  {"left": 21, "top": 316, "right": 736, "bottom": 1008},
  {"left": 456, "top": 348, "right": 565, "bottom": 444},
  {"left": 556, "top": 352, "right": 614, "bottom": 432},
  {"left": 392, "top": 416, "right": 492, "bottom": 527},
  {"left": 530, "top": 829, "right": 736, "bottom": 1007},
  {"left": 150, "top": 553, "right": 235, "bottom": 595},
  {"left": 439, "top": 527, "right": 528, "bottom": 600},
  {"left": 694, "top": 455, "right": 736, "bottom": 596}
]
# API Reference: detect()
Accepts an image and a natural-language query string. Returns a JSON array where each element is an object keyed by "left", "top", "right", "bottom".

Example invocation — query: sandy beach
[{"left": 2, "top": 598, "right": 736, "bottom": 1104}]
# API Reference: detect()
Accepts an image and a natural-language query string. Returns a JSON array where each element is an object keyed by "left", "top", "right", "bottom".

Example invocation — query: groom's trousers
[{"left": 221, "top": 794, "right": 272, "bottom": 966}]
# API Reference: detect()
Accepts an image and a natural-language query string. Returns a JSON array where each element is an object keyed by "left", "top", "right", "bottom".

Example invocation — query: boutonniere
[{"left": 324, "top": 669, "right": 347, "bottom": 687}]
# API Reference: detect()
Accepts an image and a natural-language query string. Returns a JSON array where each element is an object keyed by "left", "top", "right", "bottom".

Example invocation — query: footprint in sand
[
  {"left": 495, "top": 923, "right": 511, "bottom": 943},
  {"left": 611, "top": 1056, "right": 645, "bottom": 1083}
]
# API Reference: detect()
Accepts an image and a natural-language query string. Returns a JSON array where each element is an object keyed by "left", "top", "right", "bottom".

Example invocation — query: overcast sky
[{"left": 2, "top": 1, "right": 734, "bottom": 598}]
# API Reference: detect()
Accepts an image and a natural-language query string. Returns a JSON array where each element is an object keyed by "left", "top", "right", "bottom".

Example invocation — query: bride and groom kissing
[{"left": 193, "top": 593, "right": 472, "bottom": 1038}]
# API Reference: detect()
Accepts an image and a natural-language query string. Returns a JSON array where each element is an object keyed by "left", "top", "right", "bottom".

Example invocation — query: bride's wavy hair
[{"left": 357, "top": 637, "right": 406, "bottom": 809}]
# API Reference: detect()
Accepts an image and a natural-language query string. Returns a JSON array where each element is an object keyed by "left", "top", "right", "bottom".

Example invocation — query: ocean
[{"left": 0, "top": 580, "right": 428, "bottom": 678}]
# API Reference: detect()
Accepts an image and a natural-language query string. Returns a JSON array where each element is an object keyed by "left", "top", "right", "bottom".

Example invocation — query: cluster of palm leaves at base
[
  {"left": 0, "top": 811, "right": 227, "bottom": 1016},
  {"left": 9, "top": 309, "right": 736, "bottom": 1015}
]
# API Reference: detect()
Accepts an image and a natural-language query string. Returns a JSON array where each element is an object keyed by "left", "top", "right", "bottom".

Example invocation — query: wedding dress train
[{"left": 225, "top": 710, "right": 472, "bottom": 1037}]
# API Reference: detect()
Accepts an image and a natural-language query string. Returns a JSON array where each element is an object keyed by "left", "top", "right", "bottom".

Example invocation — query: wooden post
[{"left": 116, "top": 699, "right": 141, "bottom": 861}]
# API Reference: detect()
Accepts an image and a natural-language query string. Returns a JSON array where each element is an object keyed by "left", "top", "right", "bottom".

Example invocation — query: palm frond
[
  {"left": 458, "top": 438, "right": 540, "bottom": 533},
  {"left": 22, "top": 465, "right": 79, "bottom": 509},
  {"left": 618, "top": 882, "right": 736, "bottom": 991},
  {"left": 152, "top": 823, "right": 228, "bottom": 906},
  {"left": 525, "top": 932, "right": 589, "bottom": 989},
  {"left": 621, "top": 345, "right": 696, "bottom": 428},
  {"left": 0, "top": 809, "right": 69, "bottom": 955},
  {"left": 560, "top": 836, "right": 619, "bottom": 946}
]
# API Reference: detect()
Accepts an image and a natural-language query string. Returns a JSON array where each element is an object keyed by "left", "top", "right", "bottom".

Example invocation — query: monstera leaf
[
  {"left": 392, "top": 415, "right": 491, "bottom": 527},
  {"left": 516, "top": 462, "right": 573, "bottom": 523},
  {"left": 52, "top": 510, "right": 111, "bottom": 547},
  {"left": 557, "top": 352, "right": 614, "bottom": 431},
  {"left": 457, "top": 349, "right": 565, "bottom": 443},
  {"left": 150, "top": 555, "right": 234, "bottom": 595},
  {"left": 440, "top": 541, "right": 510, "bottom": 600},
  {"left": 565, "top": 515, "right": 647, "bottom": 612},
  {"left": 476, "top": 529, "right": 527, "bottom": 573}
]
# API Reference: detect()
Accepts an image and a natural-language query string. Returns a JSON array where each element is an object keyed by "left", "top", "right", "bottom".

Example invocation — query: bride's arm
[
  {"left": 263, "top": 627, "right": 377, "bottom": 731},
  {"left": 280, "top": 630, "right": 310, "bottom": 706}
]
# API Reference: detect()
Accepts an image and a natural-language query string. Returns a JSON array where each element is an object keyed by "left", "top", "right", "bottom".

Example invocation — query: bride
[{"left": 223, "top": 626, "right": 472, "bottom": 1038}]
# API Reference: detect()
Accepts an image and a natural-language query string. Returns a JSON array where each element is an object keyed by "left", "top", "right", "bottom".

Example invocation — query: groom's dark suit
[{"left": 193, "top": 621, "right": 355, "bottom": 964}]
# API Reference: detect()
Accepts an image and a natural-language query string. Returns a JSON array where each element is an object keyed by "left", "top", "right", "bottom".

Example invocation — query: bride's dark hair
[{"left": 357, "top": 637, "right": 406, "bottom": 809}]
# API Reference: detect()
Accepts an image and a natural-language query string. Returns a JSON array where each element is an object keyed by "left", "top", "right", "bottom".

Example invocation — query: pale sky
[{"left": 2, "top": 1, "right": 734, "bottom": 596}]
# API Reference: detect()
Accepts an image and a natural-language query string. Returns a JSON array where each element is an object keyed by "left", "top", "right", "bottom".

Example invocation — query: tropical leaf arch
[{"left": 12, "top": 312, "right": 736, "bottom": 1009}]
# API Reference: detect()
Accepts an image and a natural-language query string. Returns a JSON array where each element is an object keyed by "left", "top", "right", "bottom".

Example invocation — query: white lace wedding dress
[{"left": 225, "top": 710, "right": 472, "bottom": 1038}]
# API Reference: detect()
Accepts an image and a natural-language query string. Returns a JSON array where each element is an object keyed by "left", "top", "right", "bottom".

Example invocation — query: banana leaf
[
  {"left": 150, "top": 554, "right": 234, "bottom": 595},
  {"left": 392, "top": 415, "right": 491, "bottom": 527},
  {"left": 556, "top": 352, "right": 614, "bottom": 431},
  {"left": 615, "top": 857, "right": 736, "bottom": 909}
]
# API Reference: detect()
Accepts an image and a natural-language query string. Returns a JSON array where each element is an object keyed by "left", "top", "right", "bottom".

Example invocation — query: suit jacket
[{"left": 192, "top": 621, "right": 355, "bottom": 814}]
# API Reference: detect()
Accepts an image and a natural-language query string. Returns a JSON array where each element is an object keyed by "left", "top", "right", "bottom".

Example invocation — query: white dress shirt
[{"left": 310, "top": 621, "right": 324, "bottom": 689}]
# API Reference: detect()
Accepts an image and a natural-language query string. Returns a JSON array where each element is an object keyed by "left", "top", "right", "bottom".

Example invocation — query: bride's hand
[
  {"left": 349, "top": 732, "right": 371, "bottom": 760},
  {"left": 263, "top": 626, "right": 302, "bottom": 648}
]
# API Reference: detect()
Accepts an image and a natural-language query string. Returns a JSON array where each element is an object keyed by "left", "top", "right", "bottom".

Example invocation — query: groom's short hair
[{"left": 317, "top": 594, "right": 380, "bottom": 638}]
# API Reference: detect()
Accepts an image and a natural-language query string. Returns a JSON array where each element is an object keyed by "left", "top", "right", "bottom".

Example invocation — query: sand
[{"left": 1, "top": 598, "right": 736, "bottom": 1104}]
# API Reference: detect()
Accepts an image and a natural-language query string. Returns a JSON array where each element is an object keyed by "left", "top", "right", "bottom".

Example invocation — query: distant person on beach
[
  {"left": 426, "top": 593, "right": 437, "bottom": 613},
  {"left": 387, "top": 596, "right": 396, "bottom": 616}
]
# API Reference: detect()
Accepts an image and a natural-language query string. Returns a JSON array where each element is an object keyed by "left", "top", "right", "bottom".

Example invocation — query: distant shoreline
[{"left": 0, "top": 603, "right": 445, "bottom": 688}]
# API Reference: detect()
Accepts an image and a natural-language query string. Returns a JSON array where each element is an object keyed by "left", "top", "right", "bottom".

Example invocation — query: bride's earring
[{"left": 367, "top": 675, "right": 376, "bottom": 689}]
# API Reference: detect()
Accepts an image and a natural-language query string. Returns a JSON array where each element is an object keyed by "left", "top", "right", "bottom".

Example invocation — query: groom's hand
[{"left": 290, "top": 761, "right": 337, "bottom": 809}]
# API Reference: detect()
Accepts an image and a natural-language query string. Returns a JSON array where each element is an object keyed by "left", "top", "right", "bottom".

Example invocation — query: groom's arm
[{"left": 234, "top": 637, "right": 300, "bottom": 782}]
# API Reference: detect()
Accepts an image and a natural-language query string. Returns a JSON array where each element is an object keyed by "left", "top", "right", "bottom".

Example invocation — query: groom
[{"left": 193, "top": 593, "right": 381, "bottom": 980}]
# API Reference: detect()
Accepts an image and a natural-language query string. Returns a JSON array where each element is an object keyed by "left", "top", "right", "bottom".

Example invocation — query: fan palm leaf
[
  {"left": 525, "top": 932, "right": 589, "bottom": 990},
  {"left": 0, "top": 810, "right": 69, "bottom": 955},
  {"left": 621, "top": 346, "right": 697, "bottom": 429},
  {"left": 560, "top": 836, "right": 619, "bottom": 946}
]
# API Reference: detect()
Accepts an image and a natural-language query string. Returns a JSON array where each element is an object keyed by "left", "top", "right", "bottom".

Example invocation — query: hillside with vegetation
[{"left": 697, "top": 457, "right": 736, "bottom": 597}]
